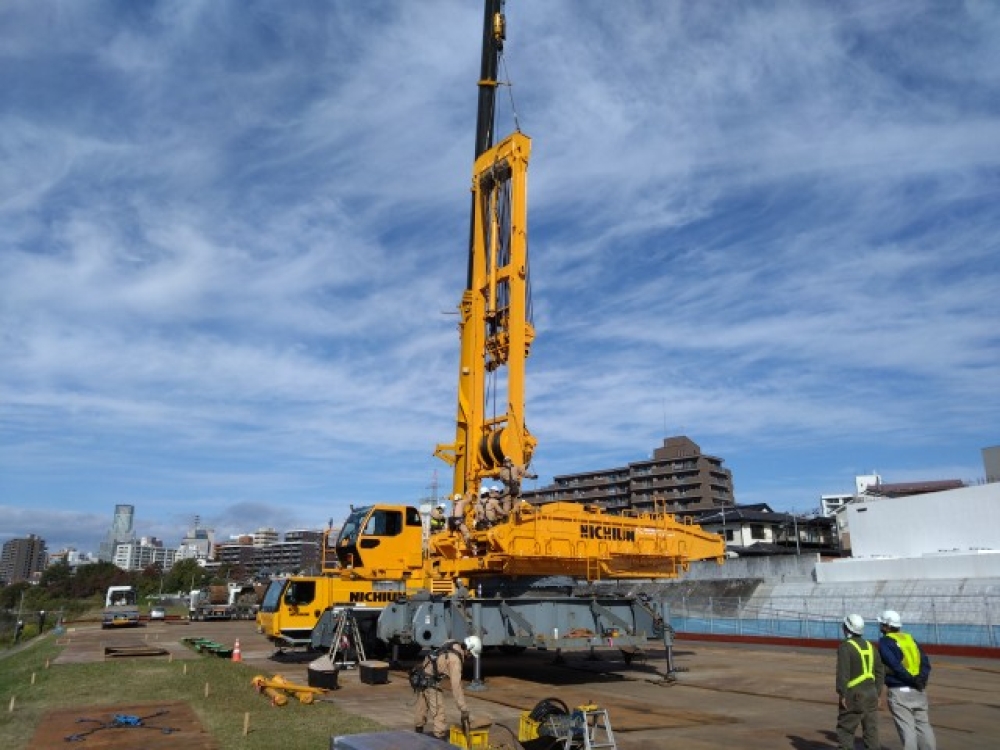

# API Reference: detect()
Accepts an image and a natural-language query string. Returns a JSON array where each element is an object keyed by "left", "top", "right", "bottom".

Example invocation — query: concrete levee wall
[
  {"left": 640, "top": 575, "right": 1000, "bottom": 647},
  {"left": 684, "top": 554, "right": 818, "bottom": 581}
]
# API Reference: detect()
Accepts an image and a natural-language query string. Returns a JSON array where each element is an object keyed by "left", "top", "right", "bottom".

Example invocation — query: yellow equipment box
[
  {"left": 519, "top": 711, "right": 541, "bottom": 741},
  {"left": 449, "top": 725, "right": 490, "bottom": 749}
]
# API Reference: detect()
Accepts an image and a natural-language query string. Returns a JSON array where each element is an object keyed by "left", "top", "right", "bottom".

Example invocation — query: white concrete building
[
  {"left": 817, "top": 483, "right": 1000, "bottom": 582},
  {"left": 253, "top": 527, "right": 279, "bottom": 547},
  {"left": 113, "top": 540, "right": 177, "bottom": 571},
  {"left": 177, "top": 525, "right": 215, "bottom": 561}
]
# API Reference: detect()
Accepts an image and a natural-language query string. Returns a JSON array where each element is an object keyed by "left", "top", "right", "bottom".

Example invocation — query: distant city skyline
[{"left": 12, "top": 451, "right": 997, "bottom": 559}]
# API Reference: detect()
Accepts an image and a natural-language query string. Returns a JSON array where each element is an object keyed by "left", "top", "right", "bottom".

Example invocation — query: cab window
[
  {"left": 362, "top": 509, "right": 403, "bottom": 536},
  {"left": 284, "top": 580, "right": 316, "bottom": 606}
]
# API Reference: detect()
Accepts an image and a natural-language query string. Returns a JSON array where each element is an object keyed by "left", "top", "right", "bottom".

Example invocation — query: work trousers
[
  {"left": 887, "top": 687, "right": 936, "bottom": 750},
  {"left": 837, "top": 684, "right": 880, "bottom": 750},
  {"left": 414, "top": 685, "right": 447, "bottom": 737}
]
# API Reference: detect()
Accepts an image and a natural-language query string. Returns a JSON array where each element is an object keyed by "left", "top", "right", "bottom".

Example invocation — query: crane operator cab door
[{"left": 335, "top": 505, "right": 424, "bottom": 577}]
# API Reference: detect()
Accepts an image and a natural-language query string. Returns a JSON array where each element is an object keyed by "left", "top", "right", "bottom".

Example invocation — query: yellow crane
[{"left": 262, "top": 1, "right": 724, "bottom": 658}]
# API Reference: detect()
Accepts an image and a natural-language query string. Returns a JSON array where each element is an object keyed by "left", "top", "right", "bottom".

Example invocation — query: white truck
[
  {"left": 102, "top": 585, "right": 140, "bottom": 628},
  {"left": 189, "top": 583, "right": 259, "bottom": 621}
]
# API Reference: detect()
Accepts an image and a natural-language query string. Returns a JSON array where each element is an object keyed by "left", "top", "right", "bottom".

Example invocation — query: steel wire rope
[
  {"left": 483, "top": 152, "right": 513, "bottom": 443},
  {"left": 483, "top": 157, "right": 503, "bottom": 460},
  {"left": 496, "top": 28, "right": 533, "bottom": 340},
  {"left": 498, "top": 50, "right": 523, "bottom": 135}
]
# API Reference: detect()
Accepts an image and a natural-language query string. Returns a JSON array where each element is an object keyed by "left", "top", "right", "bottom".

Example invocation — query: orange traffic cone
[{"left": 232, "top": 639, "right": 242, "bottom": 662}]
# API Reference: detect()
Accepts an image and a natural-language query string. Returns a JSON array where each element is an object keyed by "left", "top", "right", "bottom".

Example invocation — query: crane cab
[{"left": 333, "top": 504, "right": 426, "bottom": 578}]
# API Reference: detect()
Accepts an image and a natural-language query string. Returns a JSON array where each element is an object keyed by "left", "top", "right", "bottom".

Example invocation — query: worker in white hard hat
[
  {"left": 878, "top": 609, "right": 937, "bottom": 750},
  {"left": 835, "top": 614, "right": 884, "bottom": 750},
  {"left": 413, "top": 636, "right": 482, "bottom": 740}
]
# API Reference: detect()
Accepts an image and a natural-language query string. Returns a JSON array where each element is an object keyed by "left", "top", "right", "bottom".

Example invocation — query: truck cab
[
  {"left": 102, "top": 585, "right": 140, "bottom": 628},
  {"left": 257, "top": 504, "right": 430, "bottom": 648}
]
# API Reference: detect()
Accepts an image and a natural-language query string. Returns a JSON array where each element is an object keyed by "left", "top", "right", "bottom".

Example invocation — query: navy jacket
[{"left": 878, "top": 632, "right": 931, "bottom": 690}]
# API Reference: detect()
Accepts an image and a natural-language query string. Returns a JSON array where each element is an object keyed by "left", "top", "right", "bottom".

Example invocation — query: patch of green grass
[{"left": 0, "top": 637, "right": 382, "bottom": 749}]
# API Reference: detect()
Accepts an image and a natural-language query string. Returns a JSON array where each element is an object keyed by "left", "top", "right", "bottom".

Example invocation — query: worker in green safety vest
[{"left": 835, "top": 613, "right": 885, "bottom": 750}]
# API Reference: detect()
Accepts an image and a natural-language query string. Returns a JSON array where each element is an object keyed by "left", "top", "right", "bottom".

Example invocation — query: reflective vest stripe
[
  {"left": 846, "top": 638, "right": 875, "bottom": 688},
  {"left": 887, "top": 632, "right": 921, "bottom": 676}
]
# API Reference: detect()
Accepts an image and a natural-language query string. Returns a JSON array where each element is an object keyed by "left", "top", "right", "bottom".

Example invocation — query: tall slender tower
[{"left": 98, "top": 504, "right": 135, "bottom": 562}]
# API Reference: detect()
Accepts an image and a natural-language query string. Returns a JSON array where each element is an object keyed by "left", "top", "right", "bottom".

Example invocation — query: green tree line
[{"left": 0, "top": 558, "right": 235, "bottom": 645}]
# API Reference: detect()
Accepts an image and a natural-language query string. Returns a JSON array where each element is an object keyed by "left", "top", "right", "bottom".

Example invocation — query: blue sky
[{"left": 2, "top": 1, "right": 998, "bottom": 556}]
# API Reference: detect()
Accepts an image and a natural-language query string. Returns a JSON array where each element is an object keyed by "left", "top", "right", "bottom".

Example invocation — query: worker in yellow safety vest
[
  {"left": 835, "top": 613, "right": 885, "bottom": 750},
  {"left": 878, "top": 609, "right": 937, "bottom": 750}
]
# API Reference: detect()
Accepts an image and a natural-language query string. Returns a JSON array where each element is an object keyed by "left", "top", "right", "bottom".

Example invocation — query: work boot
[
  {"left": 432, "top": 732, "right": 448, "bottom": 740},
  {"left": 414, "top": 726, "right": 424, "bottom": 734}
]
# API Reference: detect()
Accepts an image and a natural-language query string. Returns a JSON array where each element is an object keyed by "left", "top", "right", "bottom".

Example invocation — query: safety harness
[
  {"left": 408, "top": 641, "right": 462, "bottom": 691},
  {"left": 845, "top": 638, "right": 875, "bottom": 688}
]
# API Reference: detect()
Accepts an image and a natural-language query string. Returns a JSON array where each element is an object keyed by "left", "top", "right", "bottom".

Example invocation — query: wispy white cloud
[{"left": 1, "top": 1, "right": 997, "bottom": 553}]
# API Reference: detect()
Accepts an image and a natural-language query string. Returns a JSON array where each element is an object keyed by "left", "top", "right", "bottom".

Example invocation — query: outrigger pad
[{"left": 29, "top": 702, "right": 217, "bottom": 749}]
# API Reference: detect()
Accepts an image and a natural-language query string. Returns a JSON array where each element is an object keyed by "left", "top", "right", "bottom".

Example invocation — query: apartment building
[
  {"left": 0, "top": 534, "right": 48, "bottom": 585},
  {"left": 523, "top": 435, "right": 735, "bottom": 513},
  {"left": 214, "top": 530, "right": 323, "bottom": 575}
]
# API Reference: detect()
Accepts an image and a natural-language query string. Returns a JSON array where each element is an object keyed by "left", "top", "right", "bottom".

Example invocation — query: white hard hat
[
  {"left": 843, "top": 614, "right": 865, "bottom": 635},
  {"left": 453, "top": 493, "right": 462, "bottom": 501},
  {"left": 479, "top": 486, "right": 490, "bottom": 496},
  {"left": 463, "top": 635, "right": 482, "bottom": 658},
  {"left": 878, "top": 610, "right": 902, "bottom": 629}
]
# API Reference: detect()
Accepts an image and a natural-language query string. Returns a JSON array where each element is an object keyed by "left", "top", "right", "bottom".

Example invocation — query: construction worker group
[
  {"left": 432, "top": 457, "right": 537, "bottom": 550},
  {"left": 836, "top": 610, "right": 937, "bottom": 750}
]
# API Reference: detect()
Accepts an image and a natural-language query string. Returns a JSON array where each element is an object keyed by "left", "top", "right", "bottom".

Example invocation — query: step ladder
[
  {"left": 327, "top": 608, "right": 367, "bottom": 669},
  {"left": 547, "top": 705, "right": 617, "bottom": 750}
]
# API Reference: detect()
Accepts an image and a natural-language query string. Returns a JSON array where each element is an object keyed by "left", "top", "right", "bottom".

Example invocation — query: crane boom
[{"left": 435, "top": 0, "right": 536, "bottom": 496}]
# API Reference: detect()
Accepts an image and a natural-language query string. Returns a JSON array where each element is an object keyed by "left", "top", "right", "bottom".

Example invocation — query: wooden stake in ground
[
  {"left": 8, "top": 696, "right": 15, "bottom": 713},
  {"left": 183, "top": 663, "right": 188, "bottom": 675},
  {"left": 204, "top": 681, "right": 210, "bottom": 698},
  {"left": 31, "top": 673, "right": 36, "bottom": 685},
  {"left": 243, "top": 712, "right": 250, "bottom": 736}
]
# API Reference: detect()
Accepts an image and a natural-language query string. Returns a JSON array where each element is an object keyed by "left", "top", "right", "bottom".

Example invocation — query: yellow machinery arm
[
  {"left": 429, "top": 1, "right": 724, "bottom": 581},
  {"left": 429, "top": 501, "right": 725, "bottom": 581},
  {"left": 434, "top": 133, "right": 536, "bottom": 491}
]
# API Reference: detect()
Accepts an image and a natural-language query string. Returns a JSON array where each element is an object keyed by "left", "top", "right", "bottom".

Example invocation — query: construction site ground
[{"left": 50, "top": 618, "right": 999, "bottom": 749}]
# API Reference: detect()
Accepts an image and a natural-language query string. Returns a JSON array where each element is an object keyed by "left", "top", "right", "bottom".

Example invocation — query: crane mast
[{"left": 435, "top": 0, "right": 536, "bottom": 497}]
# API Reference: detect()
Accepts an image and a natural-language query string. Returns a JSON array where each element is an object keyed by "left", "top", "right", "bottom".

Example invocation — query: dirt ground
[
  {"left": 47, "top": 618, "right": 1000, "bottom": 750},
  {"left": 29, "top": 700, "right": 218, "bottom": 749}
]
